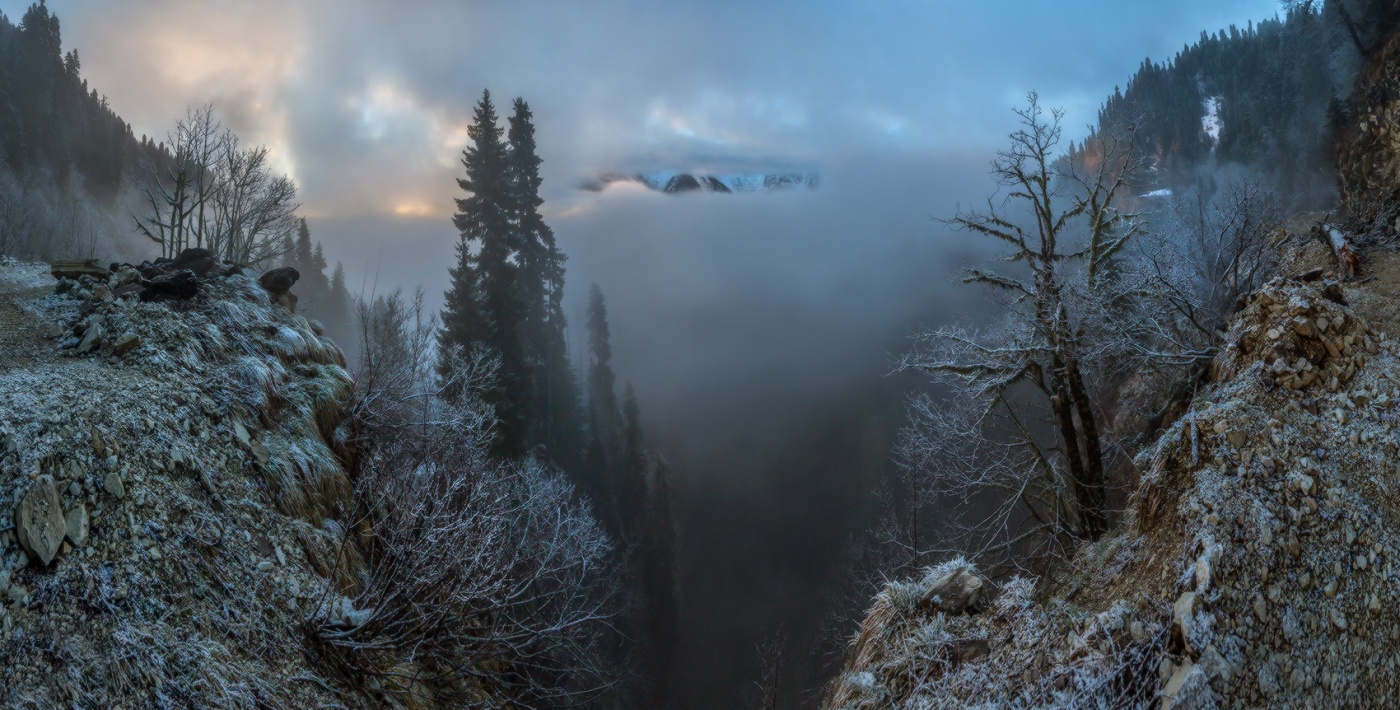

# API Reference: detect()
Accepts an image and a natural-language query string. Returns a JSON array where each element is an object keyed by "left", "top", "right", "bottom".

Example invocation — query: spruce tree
[
  {"left": 508, "top": 97, "right": 581, "bottom": 465},
  {"left": 442, "top": 89, "right": 528, "bottom": 455},
  {"left": 325, "top": 261, "right": 354, "bottom": 347},
  {"left": 292, "top": 217, "right": 314, "bottom": 271},
  {"left": 584, "top": 283, "right": 621, "bottom": 524},
  {"left": 619, "top": 385, "right": 648, "bottom": 538}
]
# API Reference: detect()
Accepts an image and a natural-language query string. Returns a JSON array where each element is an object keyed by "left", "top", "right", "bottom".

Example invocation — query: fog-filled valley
[{"left": 4, "top": 0, "right": 1400, "bottom": 707}]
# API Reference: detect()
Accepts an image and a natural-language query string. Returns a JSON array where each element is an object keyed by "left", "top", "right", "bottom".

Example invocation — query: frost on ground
[
  {"left": 0, "top": 259, "right": 359, "bottom": 707},
  {"left": 825, "top": 243, "right": 1400, "bottom": 708}
]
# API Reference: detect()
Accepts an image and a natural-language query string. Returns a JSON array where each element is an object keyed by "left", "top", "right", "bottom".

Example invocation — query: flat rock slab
[{"left": 51, "top": 259, "right": 108, "bottom": 280}]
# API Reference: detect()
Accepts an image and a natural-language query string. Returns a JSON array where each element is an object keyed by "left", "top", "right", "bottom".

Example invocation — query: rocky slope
[
  {"left": 823, "top": 230, "right": 1400, "bottom": 707},
  {"left": 0, "top": 254, "right": 361, "bottom": 707}
]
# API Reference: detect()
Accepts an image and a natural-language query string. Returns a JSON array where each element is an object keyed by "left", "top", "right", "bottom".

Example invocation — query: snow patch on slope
[{"left": 1203, "top": 96, "right": 1223, "bottom": 146}]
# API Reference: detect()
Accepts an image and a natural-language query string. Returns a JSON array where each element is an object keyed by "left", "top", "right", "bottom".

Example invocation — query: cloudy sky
[
  {"left": 1, "top": 0, "right": 1279, "bottom": 394},
  {"left": 7, "top": 0, "right": 1276, "bottom": 217}
]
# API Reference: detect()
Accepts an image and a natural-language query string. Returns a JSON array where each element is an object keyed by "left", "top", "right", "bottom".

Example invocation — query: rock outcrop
[{"left": 0, "top": 257, "right": 354, "bottom": 707}]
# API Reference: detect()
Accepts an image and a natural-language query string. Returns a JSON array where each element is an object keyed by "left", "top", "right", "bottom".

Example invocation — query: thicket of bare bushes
[{"left": 305, "top": 290, "right": 619, "bottom": 706}]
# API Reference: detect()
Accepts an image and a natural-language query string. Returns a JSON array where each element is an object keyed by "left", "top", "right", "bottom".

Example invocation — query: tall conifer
[{"left": 508, "top": 97, "right": 581, "bottom": 465}]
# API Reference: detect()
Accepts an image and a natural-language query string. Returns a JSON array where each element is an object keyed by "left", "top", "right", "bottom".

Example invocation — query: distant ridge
[{"left": 582, "top": 171, "right": 820, "bottom": 194}]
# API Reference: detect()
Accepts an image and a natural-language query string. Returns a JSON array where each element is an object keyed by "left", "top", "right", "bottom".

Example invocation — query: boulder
[
  {"left": 259, "top": 267, "right": 300, "bottom": 311},
  {"left": 142, "top": 269, "right": 199, "bottom": 301},
  {"left": 919, "top": 565, "right": 993, "bottom": 615},
  {"left": 112, "top": 282, "right": 146, "bottom": 300},
  {"left": 172, "top": 247, "right": 218, "bottom": 276},
  {"left": 259, "top": 267, "right": 299, "bottom": 295},
  {"left": 15, "top": 478, "right": 65, "bottom": 566}
]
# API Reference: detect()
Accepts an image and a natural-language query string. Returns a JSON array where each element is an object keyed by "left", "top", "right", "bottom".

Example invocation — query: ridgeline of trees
[
  {"left": 0, "top": 1, "right": 145, "bottom": 200},
  {"left": 438, "top": 89, "right": 679, "bottom": 705},
  {"left": 1078, "top": 0, "right": 1400, "bottom": 209}
]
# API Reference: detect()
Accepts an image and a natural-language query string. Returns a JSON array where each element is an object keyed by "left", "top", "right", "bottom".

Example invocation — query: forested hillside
[{"left": 1079, "top": 0, "right": 1400, "bottom": 208}]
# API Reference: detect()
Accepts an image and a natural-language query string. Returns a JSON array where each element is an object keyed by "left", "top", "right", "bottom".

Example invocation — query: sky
[
  {"left": 0, "top": 0, "right": 1278, "bottom": 417},
  {"left": 4, "top": 0, "right": 1286, "bottom": 703}
]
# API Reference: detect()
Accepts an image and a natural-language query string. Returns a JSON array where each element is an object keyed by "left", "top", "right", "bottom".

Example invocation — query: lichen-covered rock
[{"left": 14, "top": 477, "right": 64, "bottom": 566}]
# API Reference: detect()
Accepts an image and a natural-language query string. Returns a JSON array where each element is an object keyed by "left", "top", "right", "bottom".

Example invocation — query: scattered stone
[
  {"left": 1172, "top": 592, "right": 1201, "bottom": 656},
  {"left": 65, "top": 504, "right": 88, "bottom": 546},
  {"left": 14, "top": 478, "right": 65, "bottom": 566},
  {"left": 103, "top": 472, "right": 125, "bottom": 500},
  {"left": 77, "top": 322, "right": 104, "bottom": 354},
  {"left": 234, "top": 421, "right": 251, "bottom": 446},
  {"left": 111, "top": 333, "right": 141, "bottom": 356}
]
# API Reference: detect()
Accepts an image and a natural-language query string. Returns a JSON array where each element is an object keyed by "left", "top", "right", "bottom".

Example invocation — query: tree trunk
[
  {"left": 1048, "top": 351, "right": 1093, "bottom": 539},
  {"left": 1064, "top": 356, "right": 1107, "bottom": 540},
  {"left": 1336, "top": 3, "right": 1368, "bottom": 57}
]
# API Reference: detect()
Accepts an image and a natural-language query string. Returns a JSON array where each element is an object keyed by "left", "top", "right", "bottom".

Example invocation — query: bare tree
[
  {"left": 209, "top": 134, "right": 300, "bottom": 265},
  {"left": 894, "top": 94, "right": 1145, "bottom": 566},
  {"left": 305, "top": 289, "right": 619, "bottom": 707},
  {"left": 133, "top": 104, "right": 222, "bottom": 258},
  {"left": 134, "top": 104, "right": 299, "bottom": 266}
]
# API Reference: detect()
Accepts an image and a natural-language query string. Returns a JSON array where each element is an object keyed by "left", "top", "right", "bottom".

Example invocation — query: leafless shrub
[
  {"left": 752, "top": 623, "right": 789, "bottom": 710},
  {"left": 1080, "top": 177, "right": 1283, "bottom": 440},
  {"left": 304, "top": 289, "right": 619, "bottom": 706}
]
